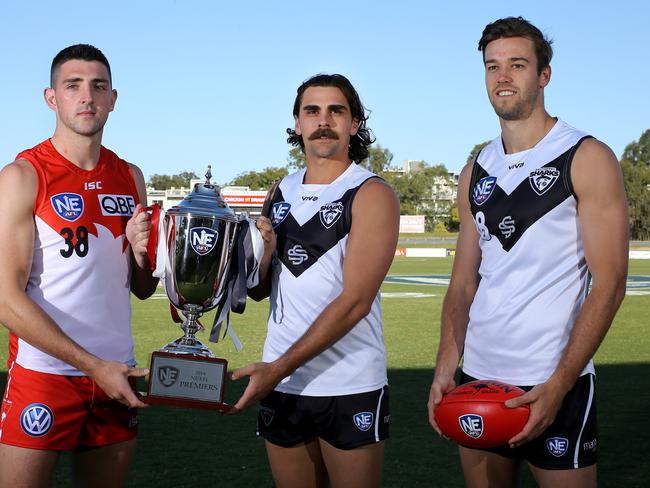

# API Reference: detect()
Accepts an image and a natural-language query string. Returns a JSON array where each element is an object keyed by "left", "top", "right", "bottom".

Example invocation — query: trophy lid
[{"left": 166, "top": 166, "right": 240, "bottom": 221}]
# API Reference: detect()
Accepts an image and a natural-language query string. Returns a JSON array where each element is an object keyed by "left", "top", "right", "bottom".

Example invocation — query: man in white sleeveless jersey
[
  {"left": 0, "top": 44, "right": 158, "bottom": 487},
  {"left": 230, "top": 74, "right": 400, "bottom": 488},
  {"left": 427, "top": 17, "right": 628, "bottom": 488}
]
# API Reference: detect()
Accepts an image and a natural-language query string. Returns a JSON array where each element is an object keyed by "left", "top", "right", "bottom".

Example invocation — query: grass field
[{"left": 1, "top": 257, "right": 649, "bottom": 487}]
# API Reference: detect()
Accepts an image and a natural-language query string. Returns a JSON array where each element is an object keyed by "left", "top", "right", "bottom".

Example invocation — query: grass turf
[{"left": 0, "top": 257, "right": 648, "bottom": 486}]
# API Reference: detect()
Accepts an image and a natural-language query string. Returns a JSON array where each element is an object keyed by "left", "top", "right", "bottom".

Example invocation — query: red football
[{"left": 434, "top": 380, "right": 530, "bottom": 448}]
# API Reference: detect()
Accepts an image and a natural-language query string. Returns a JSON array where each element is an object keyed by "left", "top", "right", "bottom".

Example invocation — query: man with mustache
[
  {"left": 0, "top": 44, "right": 157, "bottom": 486},
  {"left": 231, "top": 74, "right": 400, "bottom": 488},
  {"left": 427, "top": 17, "right": 628, "bottom": 487}
]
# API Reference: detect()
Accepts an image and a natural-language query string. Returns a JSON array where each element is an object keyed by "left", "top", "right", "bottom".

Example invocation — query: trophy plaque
[{"left": 143, "top": 169, "right": 244, "bottom": 411}]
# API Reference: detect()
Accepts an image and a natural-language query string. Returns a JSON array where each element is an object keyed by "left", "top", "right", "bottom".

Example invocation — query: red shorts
[{"left": 0, "top": 362, "right": 138, "bottom": 450}]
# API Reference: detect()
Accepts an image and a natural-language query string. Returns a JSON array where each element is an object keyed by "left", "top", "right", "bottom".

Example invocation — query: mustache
[{"left": 308, "top": 128, "right": 339, "bottom": 140}]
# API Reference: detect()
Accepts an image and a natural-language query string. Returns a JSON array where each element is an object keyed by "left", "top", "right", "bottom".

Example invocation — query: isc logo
[
  {"left": 459, "top": 414, "right": 483, "bottom": 439},
  {"left": 473, "top": 176, "right": 497, "bottom": 206},
  {"left": 271, "top": 202, "right": 291, "bottom": 228},
  {"left": 190, "top": 227, "right": 218, "bottom": 255},
  {"left": 51, "top": 193, "right": 84, "bottom": 222},
  {"left": 98, "top": 194, "right": 136, "bottom": 216}
]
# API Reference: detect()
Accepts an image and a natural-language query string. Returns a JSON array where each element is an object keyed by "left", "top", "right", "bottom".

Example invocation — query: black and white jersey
[
  {"left": 463, "top": 119, "right": 595, "bottom": 385},
  {"left": 263, "top": 164, "right": 387, "bottom": 396}
]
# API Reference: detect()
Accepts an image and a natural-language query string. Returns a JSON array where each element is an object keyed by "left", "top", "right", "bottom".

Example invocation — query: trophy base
[
  {"left": 160, "top": 336, "right": 215, "bottom": 357},
  {"left": 142, "top": 350, "right": 230, "bottom": 411}
]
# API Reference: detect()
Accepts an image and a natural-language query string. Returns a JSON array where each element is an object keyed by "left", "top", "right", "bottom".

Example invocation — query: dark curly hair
[
  {"left": 51, "top": 44, "right": 111, "bottom": 86},
  {"left": 478, "top": 17, "right": 553, "bottom": 75},
  {"left": 286, "top": 74, "right": 375, "bottom": 164}
]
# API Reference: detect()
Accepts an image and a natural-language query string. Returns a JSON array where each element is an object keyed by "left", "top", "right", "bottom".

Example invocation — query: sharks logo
[
  {"left": 319, "top": 202, "right": 344, "bottom": 229},
  {"left": 529, "top": 167, "right": 560, "bottom": 195}
]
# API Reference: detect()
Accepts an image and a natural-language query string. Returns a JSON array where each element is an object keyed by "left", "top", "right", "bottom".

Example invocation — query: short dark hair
[
  {"left": 478, "top": 17, "right": 553, "bottom": 74},
  {"left": 50, "top": 44, "right": 111, "bottom": 86},
  {"left": 286, "top": 73, "right": 375, "bottom": 164}
]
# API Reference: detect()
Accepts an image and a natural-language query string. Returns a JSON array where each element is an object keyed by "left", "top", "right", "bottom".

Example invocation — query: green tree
[
  {"left": 361, "top": 144, "right": 394, "bottom": 174},
  {"left": 621, "top": 129, "right": 650, "bottom": 166},
  {"left": 621, "top": 130, "right": 650, "bottom": 240},
  {"left": 287, "top": 147, "right": 306, "bottom": 169},
  {"left": 147, "top": 171, "right": 198, "bottom": 189},
  {"left": 229, "top": 166, "right": 288, "bottom": 190},
  {"left": 466, "top": 140, "right": 491, "bottom": 164}
]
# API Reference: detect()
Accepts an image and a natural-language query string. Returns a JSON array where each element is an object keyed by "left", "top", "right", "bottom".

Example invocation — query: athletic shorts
[
  {"left": 257, "top": 386, "right": 390, "bottom": 450},
  {"left": 0, "top": 362, "right": 138, "bottom": 450},
  {"left": 459, "top": 372, "right": 597, "bottom": 470}
]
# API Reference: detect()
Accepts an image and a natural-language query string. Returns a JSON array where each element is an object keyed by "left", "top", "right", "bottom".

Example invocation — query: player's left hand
[
  {"left": 226, "top": 361, "right": 283, "bottom": 415},
  {"left": 505, "top": 380, "right": 565, "bottom": 448},
  {"left": 126, "top": 204, "right": 152, "bottom": 267}
]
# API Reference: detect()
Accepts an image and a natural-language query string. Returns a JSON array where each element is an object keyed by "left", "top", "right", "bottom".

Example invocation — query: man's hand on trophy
[
  {"left": 227, "top": 361, "right": 283, "bottom": 415},
  {"left": 90, "top": 359, "right": 149, "bottom": 408},
  {"left": 126, "top": 204, "right": 153, "bottom": 267}
]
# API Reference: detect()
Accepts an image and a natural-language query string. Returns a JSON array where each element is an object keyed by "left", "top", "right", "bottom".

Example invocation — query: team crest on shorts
[
  {"left": 319, "top": 202, "right": 344, "bottom": 229},
  {"left": 158, "top": 366, "right": 180, "bottom": 387},
  {"left": 529, "top": 167, "right": 560, "bottom": 195},
  {"left": 259, "top": 406, "right": 275, "bottom": 426},
  {"left": 190, "top": 227, "right": 218, "bottom": 256},
  {"left": 459, "top": 414, "right": 483, "bottom": 439},
  {"left": 271, "top": 202, "right": 291, "bottom": 228},
  {"left": 473, "top": 176, "right": 497, "bottom": 205},
  {"left": 20, "top": 403, "right": 54, "bottom": 437},
  {"left": 546, "top": 437, "right": 569, "bottom": 457},
  {"left": 353, "top": 412, "right": 374, "bottom": 432},
  {"left": 51, "top": 193, "right": 84, "bottom": 222}
]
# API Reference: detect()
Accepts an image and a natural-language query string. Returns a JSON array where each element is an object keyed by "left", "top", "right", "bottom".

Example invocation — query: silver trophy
[{"left": 144, "top": 168, "right": 244, "bottom": 410}]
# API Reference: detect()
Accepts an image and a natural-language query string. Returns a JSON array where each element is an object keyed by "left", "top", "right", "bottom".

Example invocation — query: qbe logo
[
  {"left": 51, "top": 193, "right": 84, "bottom": 222},
  {"left": 472, "top": 176, "right": 497, "bottom": 206},
  {"left": 546, "top": 437, "right": 569, "bottom": 457},
  {"left": 459, "top": 414, "right": 483, "bottom": 439},
  {"left": 353, "top": 412, "right": 374, "bottom": 432},
  {"left": 287, "top": 245, "right": 309, "bottom": 265},
  {"left": 98, "top": 194, "right": 136, "bottom": 216},
  {"left": 158, "top": 366, "right": 180, "bottom": 387},
  {"left": 190, "top": 227, "right": 219, "bottom": 255},
  {"left": 20, "top": 403, "right": 54, "bottom": 437},
  {"left": 271, "top": 202, "right": 291, "bottom": 228}
]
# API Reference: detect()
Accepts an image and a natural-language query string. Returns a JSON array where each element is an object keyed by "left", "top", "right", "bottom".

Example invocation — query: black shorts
[
  {"left": 257, "top": 386, "right": 390, "bottom": 450},
  {"left": 459, "top": 372, "right": 597, "bottom": 470}
]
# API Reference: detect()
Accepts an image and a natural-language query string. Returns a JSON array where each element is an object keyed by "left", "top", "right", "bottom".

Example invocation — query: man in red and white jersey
[{"left": 0, "top": 44, "right": 158, "bottom": 487}]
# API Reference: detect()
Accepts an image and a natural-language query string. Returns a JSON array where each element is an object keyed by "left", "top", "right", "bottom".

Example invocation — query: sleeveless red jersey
[{"left": 11, "top": 139, "right": 140, "bottom": 375}]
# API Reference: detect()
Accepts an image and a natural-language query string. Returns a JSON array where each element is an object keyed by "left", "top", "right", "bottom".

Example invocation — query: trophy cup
[{"left": 143, "top": 169, "right": 244, "bottom": 411}]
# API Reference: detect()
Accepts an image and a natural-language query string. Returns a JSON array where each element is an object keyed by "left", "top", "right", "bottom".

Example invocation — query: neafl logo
[
  {"left": 190, "top": 227, "right": 218, "bottom": 255},
  {"left": 51, "top": 193, "right": 84, "bottom": 222}
]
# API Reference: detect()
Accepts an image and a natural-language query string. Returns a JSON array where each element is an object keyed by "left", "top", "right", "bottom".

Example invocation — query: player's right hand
[
  {"left": 428, "top": 376, "right": 456, "bottom": 435},
  {"left": 91, "top": 360, "right": 149, "bottom": 408}
]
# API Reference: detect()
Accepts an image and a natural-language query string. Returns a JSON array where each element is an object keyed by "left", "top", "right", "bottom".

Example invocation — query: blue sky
[{"left": 1, "top": 1, "right": 648, "bottom": 184}]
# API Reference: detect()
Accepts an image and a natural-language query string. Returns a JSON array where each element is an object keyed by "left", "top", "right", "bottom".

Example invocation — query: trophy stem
[{"left": 161, "top": 305, "right": 214, "bottom": 357}]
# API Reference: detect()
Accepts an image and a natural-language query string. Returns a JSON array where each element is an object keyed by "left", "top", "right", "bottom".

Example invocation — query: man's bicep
[
  {"left": 573, "top": 141, "right": 628, "bottom": 283},
  {"left": 343, "top": 180, "right": 400, "bottom": 300},
  {"left": 0, "top": 162, "right": 38, "bottom": 290}
]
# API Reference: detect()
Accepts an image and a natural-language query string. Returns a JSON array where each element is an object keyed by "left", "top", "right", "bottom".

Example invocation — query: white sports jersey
[
  {"left": 11, "top": 140, "right": 139, "bottom": 375},
  {"left": 262, "top": 164, "right": 387, "bottom": 396},
  {"left": 464, "top": 119, "right": 594, "bottom": 385}
]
